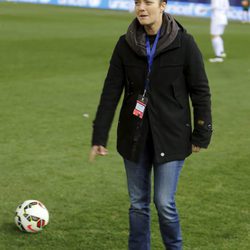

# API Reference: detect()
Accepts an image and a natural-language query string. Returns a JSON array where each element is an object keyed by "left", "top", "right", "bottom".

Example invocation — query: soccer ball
[{"left": 15, "top": 200, "right": 49, "bottom": 233}]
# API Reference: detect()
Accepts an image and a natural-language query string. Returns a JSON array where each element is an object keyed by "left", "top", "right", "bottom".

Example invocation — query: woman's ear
[{"left": 160, "top": 2, "right": 166, "bottom": 13}]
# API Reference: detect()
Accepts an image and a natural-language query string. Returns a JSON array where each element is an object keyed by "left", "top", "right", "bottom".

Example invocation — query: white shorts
[{"left": 210, "top": 23, "right": 226, "bottom": 36}]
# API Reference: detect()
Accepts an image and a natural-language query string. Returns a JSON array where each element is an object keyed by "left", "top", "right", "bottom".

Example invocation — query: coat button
[{"left": 160, "top": 152, "right": 165, "bottom": 157}]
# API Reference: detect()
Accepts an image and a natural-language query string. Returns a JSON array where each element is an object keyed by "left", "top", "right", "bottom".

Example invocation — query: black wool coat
[{"left": 92, "top": 19, "right": 212, "bottom": 164}]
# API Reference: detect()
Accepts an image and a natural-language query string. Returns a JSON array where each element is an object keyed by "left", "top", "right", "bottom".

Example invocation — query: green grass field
[{"left": 0, "top": 3, "right": 249, "bottom": 249}]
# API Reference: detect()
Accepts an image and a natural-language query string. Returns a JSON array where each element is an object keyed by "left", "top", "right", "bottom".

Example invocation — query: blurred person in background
[
  {"left": 241, "top": 0, "right": 250, "bottom": 23},
  {"left": 209, "top": 0, "right": 230, "bottom": 63},
  {"left": 90, "top": 0, "right": 212, "bottom": 249}
]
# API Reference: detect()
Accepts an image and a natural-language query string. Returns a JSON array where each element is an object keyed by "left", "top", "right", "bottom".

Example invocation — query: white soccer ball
[{"left": 15, "top": 200, "right": 49, "bottom": 233}]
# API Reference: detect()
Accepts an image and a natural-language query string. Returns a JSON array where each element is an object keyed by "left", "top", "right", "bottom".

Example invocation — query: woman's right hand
[{"left": 89, "top": 145, "right": 108, "bottom": 162}]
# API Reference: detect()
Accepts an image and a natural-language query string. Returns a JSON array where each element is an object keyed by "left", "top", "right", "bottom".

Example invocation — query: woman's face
[{"left": 135, "top": 0, "right": 166, "bottom": 27}]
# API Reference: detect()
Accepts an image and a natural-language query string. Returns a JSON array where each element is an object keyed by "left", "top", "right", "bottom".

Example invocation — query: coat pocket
[
  {"left": 160, "top": 55, "right": 184, "bottom": 68},
  {"left": 159, "top": 57, "right": 184, "bottom": 85}
]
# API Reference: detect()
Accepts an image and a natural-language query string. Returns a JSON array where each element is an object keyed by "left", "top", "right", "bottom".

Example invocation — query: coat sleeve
[
  {"left": 91, "top": 37, "right": 125, "bottom": 147},
  {"left": 184, "top": 34, "right": 212, "bottom": 148}
]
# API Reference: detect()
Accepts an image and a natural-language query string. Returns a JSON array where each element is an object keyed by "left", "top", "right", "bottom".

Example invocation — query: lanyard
[{"left": 143, "top": 29, "right": 161, "bottom": 97}]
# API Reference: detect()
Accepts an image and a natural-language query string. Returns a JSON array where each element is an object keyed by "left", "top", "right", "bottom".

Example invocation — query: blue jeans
[{"left": 124, "top": 148, "right": 184, "bottom": 250}]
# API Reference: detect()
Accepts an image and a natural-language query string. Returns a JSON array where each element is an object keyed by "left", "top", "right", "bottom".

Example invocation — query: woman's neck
[{"left": 144, "top": 17, "right": 163, "bottom": 35}]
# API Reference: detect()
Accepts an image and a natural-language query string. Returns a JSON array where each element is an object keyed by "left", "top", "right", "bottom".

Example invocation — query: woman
[{"left": 90, "top": 0, "right": 212, "bottom": 249}]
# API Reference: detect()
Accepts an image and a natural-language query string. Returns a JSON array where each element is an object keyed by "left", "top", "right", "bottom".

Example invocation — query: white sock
[{"left": 212, "top": 37, "right": 224, "bottom": 57}]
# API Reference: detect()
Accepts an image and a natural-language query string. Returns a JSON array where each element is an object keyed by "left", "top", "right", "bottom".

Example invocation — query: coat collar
[{"left": 125, "top": 13, "right": 183, "bottom": 57}]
